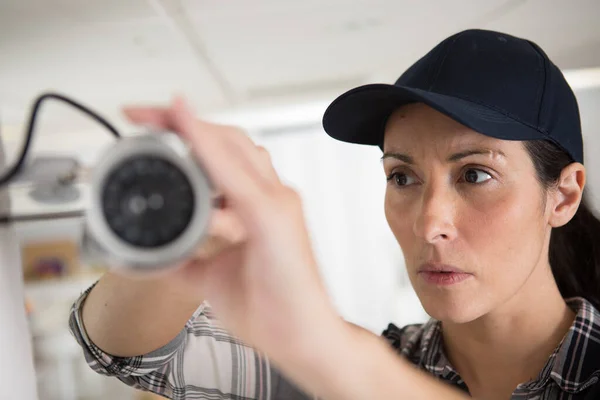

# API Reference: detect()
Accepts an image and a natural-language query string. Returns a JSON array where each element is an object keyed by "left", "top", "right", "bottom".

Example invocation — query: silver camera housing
[{"left": 84, "top": 133, "right": 213, "bottom": 272}]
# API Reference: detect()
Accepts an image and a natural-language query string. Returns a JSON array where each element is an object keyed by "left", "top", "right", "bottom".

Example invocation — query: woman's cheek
[{"left": 384, "top": 191, "right": 420, "bottom": 248}]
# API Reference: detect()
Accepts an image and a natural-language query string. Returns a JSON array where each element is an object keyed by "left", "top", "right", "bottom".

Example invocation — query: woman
[{"left": 70, "top": 29, "right": 600, "bottom": 399}]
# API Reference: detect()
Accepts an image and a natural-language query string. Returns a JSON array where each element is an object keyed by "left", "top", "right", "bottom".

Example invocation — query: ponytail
[{"left": 525, "top": 140, "right": 600, "bottom": 311}]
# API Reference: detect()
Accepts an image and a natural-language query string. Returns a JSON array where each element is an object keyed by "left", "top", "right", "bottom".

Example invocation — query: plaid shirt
[
  {"left": 383, "top": 297, "right": 600, "bottom": 399},
  {"left": 70, "top": 286, "right": 600, "bottom": 400},
  {"left": 69, "top": 284, "right": 312, "bottom": 400}
]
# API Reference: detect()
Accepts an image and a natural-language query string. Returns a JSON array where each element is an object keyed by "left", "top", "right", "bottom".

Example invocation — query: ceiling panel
[
  {"left": 0, "top": 0, "right": 228, "bottom": 133},
  {"left": 0, "top": 0, "right": 158, "bottom": 25},
  {"left": 1, "top": 0, "right": 599, "bottom": 142},
  {"left": 181, "top": 0, "right": 523, "bottom": 98},
  {"left": 483, "top": 0, "right": 600, "bottom": 69}
]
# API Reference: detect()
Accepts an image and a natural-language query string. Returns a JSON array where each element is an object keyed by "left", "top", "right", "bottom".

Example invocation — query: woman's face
[{"left": 383, "top": 103, "right": 552, "bottom": 323}]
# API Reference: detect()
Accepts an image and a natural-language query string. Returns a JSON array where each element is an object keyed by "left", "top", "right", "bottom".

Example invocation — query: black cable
[
  {"left": 0, "top": 93, "right": 121, "bottom": 186},
  {"left": 0, "top": 210, "right": 85, "bottom": 224}
]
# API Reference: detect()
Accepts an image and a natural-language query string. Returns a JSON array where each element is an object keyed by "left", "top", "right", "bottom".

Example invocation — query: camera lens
[{"left": 101, "top": 156, "right": 195, "bottom": 248}]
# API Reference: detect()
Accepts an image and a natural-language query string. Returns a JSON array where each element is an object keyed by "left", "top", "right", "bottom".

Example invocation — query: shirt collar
[
  {"left": 519, "top": 297, "right": 600, "bottom": 394},
  {"left": 414, "top": 318, "right": 464, "bottom": 384}
]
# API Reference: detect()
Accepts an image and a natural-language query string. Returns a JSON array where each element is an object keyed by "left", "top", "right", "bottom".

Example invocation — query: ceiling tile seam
[{"left": 147, "top": 0, "right": 239, "bottom": 105}]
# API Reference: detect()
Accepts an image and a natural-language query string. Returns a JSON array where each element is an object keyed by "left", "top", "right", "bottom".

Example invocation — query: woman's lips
[
  {"left": 418, "top": 263, "right": 473, "bottom": 286},
  {"left": 419, "top": 271, "right": 472, "bottom": 286}
]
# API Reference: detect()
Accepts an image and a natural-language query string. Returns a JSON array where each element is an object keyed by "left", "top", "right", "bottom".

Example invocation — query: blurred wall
[{"left": 579, "top": 87, "right": 600, "bottom": 211}]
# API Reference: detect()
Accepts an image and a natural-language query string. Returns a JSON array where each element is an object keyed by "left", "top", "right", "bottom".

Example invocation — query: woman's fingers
[
  {"left": 123, "top": 98, "right": 285, "bottom": 224},
  {"left": 208, "top": 208, "right": 246, "bottom": 244},
  {"left": 193, "top": 208, "right": 246, "bottom": 261},
  {"left": 122, "top": 107, "right": 174, "bottom": 130},
  {"left": 169, "top": 98, "right": 280, "bottom": 194},
  {"left": 123, "top": 100, "right": 278, "bottom": 184},
  {"left": 253, "top": 145, "right": 280, "bottom": 184}
]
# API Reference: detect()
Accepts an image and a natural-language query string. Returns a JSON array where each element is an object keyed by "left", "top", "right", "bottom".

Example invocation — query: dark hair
[{"left": 524, "top": 140, "right": 600, "bottom": 310}]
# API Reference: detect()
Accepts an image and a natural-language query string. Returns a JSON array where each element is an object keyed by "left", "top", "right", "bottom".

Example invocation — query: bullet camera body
[{"left": 84, "top": 133, "right": 213, "bottom": 272}]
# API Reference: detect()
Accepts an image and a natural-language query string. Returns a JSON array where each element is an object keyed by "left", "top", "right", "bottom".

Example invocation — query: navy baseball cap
[{"left": 323, "top": 29, "right": 584, "bottom": 164}]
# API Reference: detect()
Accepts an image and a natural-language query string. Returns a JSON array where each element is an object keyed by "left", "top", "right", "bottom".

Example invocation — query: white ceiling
[{"left": 0, "top": 0, "right": 599, "bottom": 149}]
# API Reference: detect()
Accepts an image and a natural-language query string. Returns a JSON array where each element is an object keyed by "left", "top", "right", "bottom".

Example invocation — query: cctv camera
[{"left": 83, "top": 133, "right": 213, "bottom": 273}]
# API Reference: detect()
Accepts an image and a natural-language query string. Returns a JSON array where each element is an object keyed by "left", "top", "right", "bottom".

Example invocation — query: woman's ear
[{"left": 548, "top": 163, "right": 586, "bottom": 228}]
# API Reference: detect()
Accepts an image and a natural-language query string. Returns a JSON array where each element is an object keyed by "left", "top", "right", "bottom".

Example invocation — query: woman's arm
[
  {"left": 81, "top": 271, "right": 201, "bottom": 357},
  {"left": 71, "top": 288, "right": 275, "bottom": 399},
  {"left": 119, "top": 100, "right": 469, "bottom": 400},
  {"left": 279, "top": 320, "right": 469, "bottom": 400}
]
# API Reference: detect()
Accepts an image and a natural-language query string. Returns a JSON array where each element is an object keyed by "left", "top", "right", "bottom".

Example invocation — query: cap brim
[{"left": 322, "top": 84, "right": 549, "bottom": 148}]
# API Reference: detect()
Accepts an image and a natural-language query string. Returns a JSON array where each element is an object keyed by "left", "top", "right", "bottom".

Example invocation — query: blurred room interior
[{"left": 1, "top": 1, "right": 599, "bottom": 399}]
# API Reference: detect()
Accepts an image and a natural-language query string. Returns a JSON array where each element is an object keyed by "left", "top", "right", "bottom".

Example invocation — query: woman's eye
[
  {"left": 388, "top": 172, "right": 416, "bottom": 187},
  {"left": 463, "top": 168, "right": 492, "bottom": 184}
]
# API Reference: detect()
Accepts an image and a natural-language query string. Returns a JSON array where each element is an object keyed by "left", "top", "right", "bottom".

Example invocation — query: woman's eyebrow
[
  {"left": 380, "top": 152, "right": 413, "bottom": 164},
  {"left": 381, "top": 148, "right": 506, "bottom": 164},
  {"left": 446, "top": 148, "right": 506, "bottom": 162}
]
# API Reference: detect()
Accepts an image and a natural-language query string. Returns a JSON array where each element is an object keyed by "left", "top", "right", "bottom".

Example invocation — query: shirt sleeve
[{"left": 68, "top": 283, "right": 274, "bottom": 400}]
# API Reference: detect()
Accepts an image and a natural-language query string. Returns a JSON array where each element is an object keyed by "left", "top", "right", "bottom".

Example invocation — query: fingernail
[{"left": 172, "top": 95, "right": 189, "bottom": 111}]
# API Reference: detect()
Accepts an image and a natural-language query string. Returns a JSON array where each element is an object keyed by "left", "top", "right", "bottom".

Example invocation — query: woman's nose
[{"left": 413, "top": 185, "right": 458, "bottom": 243}]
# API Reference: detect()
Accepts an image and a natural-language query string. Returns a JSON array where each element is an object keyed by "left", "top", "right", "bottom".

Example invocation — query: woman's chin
[{"left": 418, "top": 293, "right": 487, "bottom": 324}]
